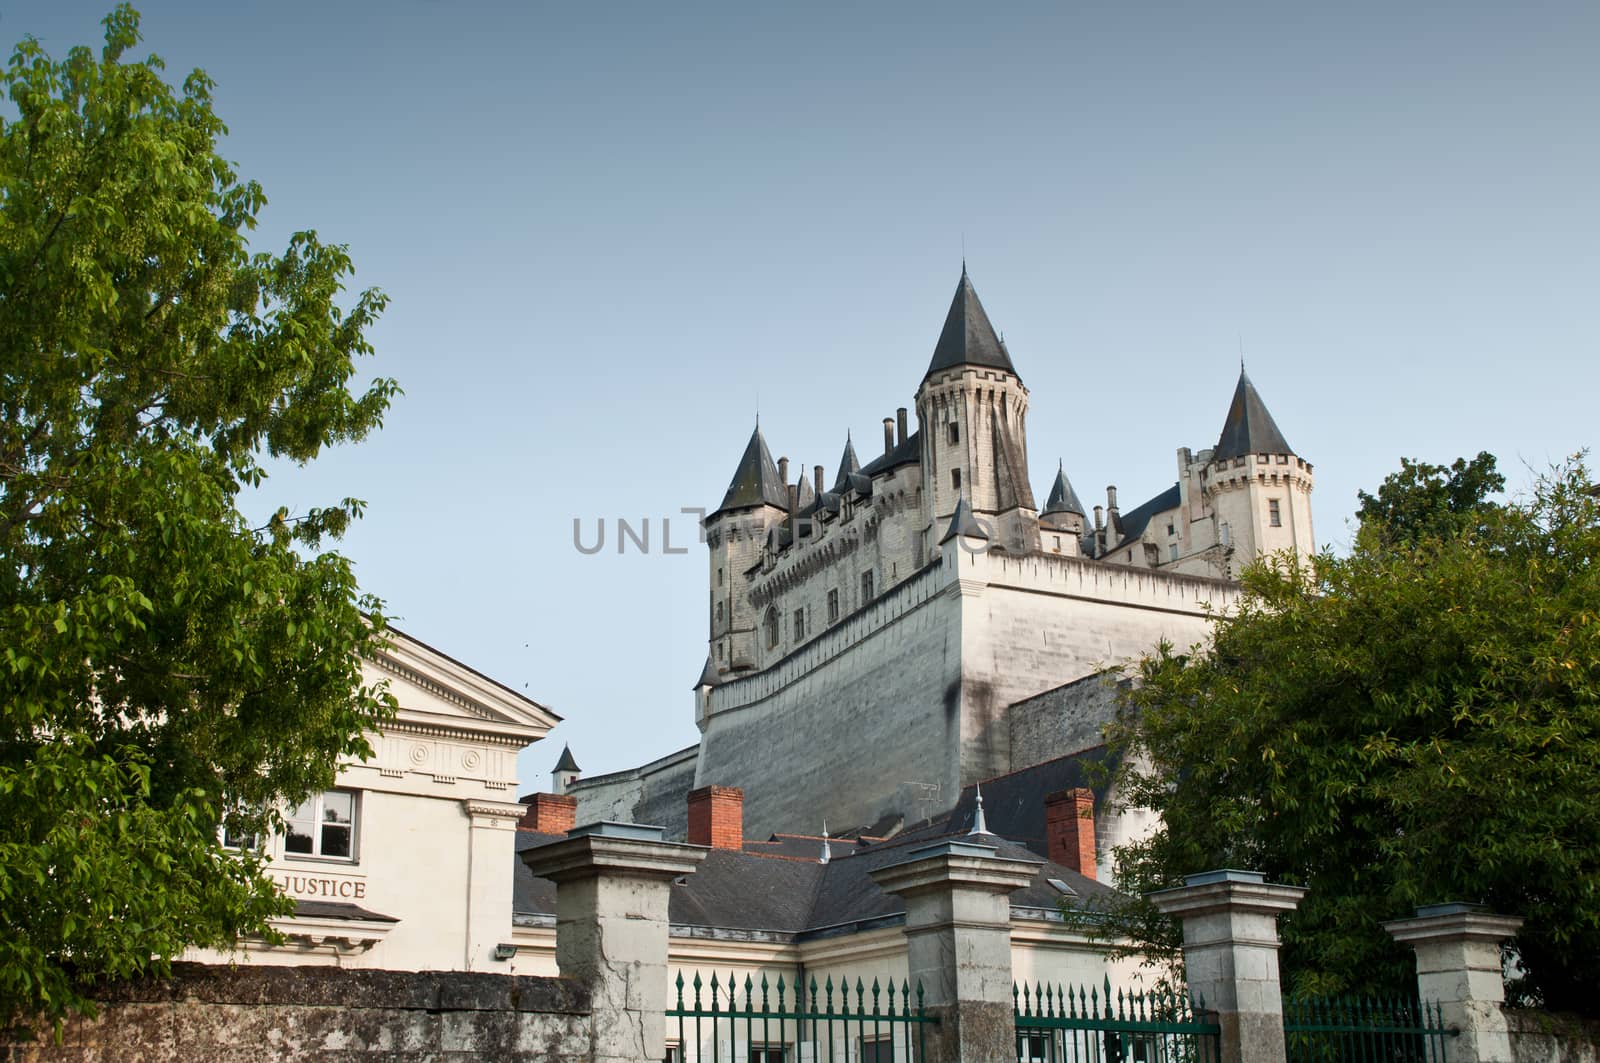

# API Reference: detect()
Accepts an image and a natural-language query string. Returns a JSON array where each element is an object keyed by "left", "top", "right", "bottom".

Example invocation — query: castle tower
[
  {"left": 1202, "top": 367, "right": 1315, "bottom": 575},
  {"left": 552, "top": 744, "right": 581, "bottom": 794},
  {"left": 915, "top": 268, "right": 1038, "bottom": 555},
  {"left": 1039, "top": 461, "right": 1088, "bottom": 556},
  {"left": 705, "top": 424, "right": 790, "bottom": 674}
]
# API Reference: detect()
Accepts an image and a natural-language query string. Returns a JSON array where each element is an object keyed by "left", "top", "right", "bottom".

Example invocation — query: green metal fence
[
  {"left": 1282, "top": 995, "right": 1452, "bottom": 1062},
  {"left": 666, "top": 969, "right": 937, "bottom": 1062},
  {"left": 1013, "top": 977, "right": 1220, "bottom": 1062}
]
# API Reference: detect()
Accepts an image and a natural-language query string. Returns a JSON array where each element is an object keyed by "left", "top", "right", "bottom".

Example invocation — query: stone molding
[
  {"left": 869, "top": 839, "right": 1040, "bottom": 898},
  {"left": 521, "top": 824, "right": 707, "bottom": 883}
]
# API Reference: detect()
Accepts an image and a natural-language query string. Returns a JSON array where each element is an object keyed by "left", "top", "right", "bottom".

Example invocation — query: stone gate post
[
  {"left": 869, "top": 838, "right": 1040, "bottom": 1063},
  {"left": 1148, "top": 869, "right": 1307, "bottom": 1063},
  {"left": 1383, "top": 903, "right": 1523, "bottom": 1063},
  {"left": 521, "top": 822, "right": 706, "bottom": 1063}
]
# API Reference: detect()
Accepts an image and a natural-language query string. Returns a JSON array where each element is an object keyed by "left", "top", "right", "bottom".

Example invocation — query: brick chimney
[
  {"left": 1045, "top": 788, "right": 1096, "bottom": 880},
  {"left": 518, "top": 792, "right": 577, "bottom": 835},
  {"left": 687, "top": 785, "right": 744, "bottom": 850}
]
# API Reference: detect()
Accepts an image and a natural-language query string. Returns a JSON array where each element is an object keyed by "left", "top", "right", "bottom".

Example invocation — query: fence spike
[
  {"left": 887, "top": 977, "right": 899, "bottom": 1017},
  {"left": 692, "top": 970, "right": 703, "bottom": 1009},
  {"left": 872, "top": 975, "right": 882, "bottom": 1014},
  {"left": 743, "top": 973, "right": 754, "bottom": 1009},
  {"left": 916, "top": 980, "right": 926, "bottom": 1014}
]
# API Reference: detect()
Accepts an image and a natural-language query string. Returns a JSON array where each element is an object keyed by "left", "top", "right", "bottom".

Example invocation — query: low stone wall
[
  {"left": 1509, "top": 1009, "right": 1600, "bottom": 1063},
  {"left": 5, "top": 964, "right": 592, "bottom": 1062}
]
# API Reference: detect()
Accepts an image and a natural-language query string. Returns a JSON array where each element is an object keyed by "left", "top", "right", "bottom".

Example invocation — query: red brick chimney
[
  {"left": 687, "top": 785, "right": 744, "bottom": 850},
  {"left": 518, "top": 792, "right": 577, "bottom": 835},
  {"left": 1045, "top": 788, "right": 1096, "bottom": 880}
]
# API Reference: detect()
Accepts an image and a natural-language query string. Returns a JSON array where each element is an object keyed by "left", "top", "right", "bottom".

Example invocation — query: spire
[
  {"left": 1214, "top": 368, "right": 1294, "bottom": 461},
  {"left": 925, "top": 269, "right": 1019, "bottom": 381},
  {"left": 969, "top": 782, "right": 991, "bottom": 836},
  {"left": 1042, "top": 460, "right": 1087, "bottom": 517},
  {"left": 715, "top": 423, "right": 791, "bottom": 514},
  {"left": 940, "top": 495, "right": 991, "bottom": 545},
  {"left": 831, "top": 433, "right": 861, "bottom": 492},
  {"left": 553, "top": 743, "right": 579, "bottom": 775}
]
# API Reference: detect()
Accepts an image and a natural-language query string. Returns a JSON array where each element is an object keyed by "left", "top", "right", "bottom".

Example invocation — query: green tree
[
  {"left": 0, "top": 6, "right": 398, "bottom": 1025},
  {"left": 1105, "top": 454, "right": 1600, "bottom": 1015}
]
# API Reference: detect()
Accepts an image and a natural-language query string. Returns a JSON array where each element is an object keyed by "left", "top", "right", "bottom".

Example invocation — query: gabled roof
[
  {"left": 1107, "top": 483, "right": 1182, "bottom": 547},
  {"left": 831, "top": 435, "right": 861, "bottom": 492},
  {"left": 553, "top": 743, "right": 580, "bottom": 774},
  {"left": 1214, "top": 368, "right": 1293, "bottom": 460},
  {"left": 941, "top": 496, "right": 990, "bottom": 544},
  {"left": 715, "top": 424, "right": 791, "bottom": 515},
  {"left": 1042, "top": 462, "right": 1086, "bottom": 518},
  {"left": 925, "top": 268, "right": 1019, "bottom": 381}
]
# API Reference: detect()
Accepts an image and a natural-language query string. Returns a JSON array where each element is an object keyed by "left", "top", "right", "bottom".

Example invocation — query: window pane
[
  {"left": 322, "top": 791, "right": 353, "bottom": 826},
  {"left": 285, "top": 801, "right": 314, "bottom": 853},
  {"left": 321, "top": 823, "right": 352, "bottom": 858}
]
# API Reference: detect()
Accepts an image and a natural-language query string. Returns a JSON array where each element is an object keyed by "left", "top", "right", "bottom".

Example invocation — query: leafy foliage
[
  {"left": 0, "top": 6, "right": 398, "bottom": 1025},
  {"left": 1106, "top": 454, "right": 1600, "bottom": 1014}
]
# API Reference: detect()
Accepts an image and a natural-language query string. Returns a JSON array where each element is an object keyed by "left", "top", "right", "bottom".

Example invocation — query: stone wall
[
  {"left": 568, "top": 744, "right": 698, "bottom": 838},
  {"left": 1006, "top": 672, "right": 1125, "bottom": 770},
  {"left": 5, "top": 965, "right": 591, "bottom": 1062},
  {"left": 1508, "top": 1009, "right": 1600, "bottom": 1063}
]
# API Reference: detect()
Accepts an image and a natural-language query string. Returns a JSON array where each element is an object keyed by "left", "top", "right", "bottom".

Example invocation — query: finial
[
  {"left": 969, "top": 782, "right": 990, "bottom": 836},
  {"left": 1238, "top": 334, "right": 1245, "bottom": 374},
  {"left": 820, "top": 820, "right": 831, "bottom": 865}
]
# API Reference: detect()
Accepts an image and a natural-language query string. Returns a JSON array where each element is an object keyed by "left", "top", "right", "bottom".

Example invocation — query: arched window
[{"left": 764, "top": 607, "right": 779, "bottom": 650}]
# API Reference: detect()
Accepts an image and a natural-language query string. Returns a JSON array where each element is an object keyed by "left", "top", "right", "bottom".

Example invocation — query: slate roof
[
  {"left": 858, "top": 429, "right": 921, "bottom": 478},
  {"left": 941, "top": 747, "right": 1122, "bottom": 858},
  {"left": 1110, "top": 483, "right": 1182, "bottom": 546},
  {"left": 941, "top": 496, "right": 990, "bottom": 544},
  {"left": 513, "top": 816, "right": 1119, "bottom": 936},
  {"left": 926, "top": 268, "right": 1019, "bottom": 381},
  {"left": 831, "top": 436, "right": 862, "bottom": 492},
  {"left": 552, "top": 744, "right": 580, "bottom": 774},
  {"left": 293, "top": 899, "right": 399, "bottom": 923},
  {"left": 715, "top": 424, "right": 791, "bottom": 515},
  {"left": 692, "top": 657, "right": 721, "bottom": 690},
  {"left": 1041, "top": 462, "right": 1087, "bottom": 518},
  {"left": 1214, "top": 368, "right": 1293, "bottom": 461}
]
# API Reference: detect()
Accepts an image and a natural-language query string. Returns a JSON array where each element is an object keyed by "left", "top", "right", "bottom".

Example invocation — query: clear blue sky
[{"left": 10, "top": 2, "right": 1598, "bottom": 793}]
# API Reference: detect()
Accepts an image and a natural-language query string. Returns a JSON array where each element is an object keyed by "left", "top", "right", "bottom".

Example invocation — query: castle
[{"left": 570, "top": 268, "right": 1315, "bottom": 851}]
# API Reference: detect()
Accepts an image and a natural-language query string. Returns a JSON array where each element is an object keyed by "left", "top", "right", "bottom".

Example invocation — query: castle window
[
  {"left": 827, "top": 589, "right": 839, "bottom": 623},
  {"left": 947, "top": 422, "right": 959, "bottom": 446},
  {"left": 715, "top": 602, "right": 723, "bottom": 624},
  {"left": 952, "top": 469, "right": 961, "bottom": 490},
  {"left": 861, "top": 570, "right": 874, "bottom": 602},
  {"left": 717, "top": 567, "right": 723, "bottom": 587},
  {"left": 285, "top": 790, "right": 358, "bottom": 861},
  {"left": 1269, "top": 499, "right": 1282, "bottom": 527},
  {"left": 764, "top": 608, "right": 779, "bottom": 649},
  {"left": 1166, "top": 521, "right": 1175, "bottom": 536},
  {"left": 716, "top": 642, "right": 723, "bottom": 660},
  {"left": 792, "top": 609, "right": 805, "bottom": 641}
]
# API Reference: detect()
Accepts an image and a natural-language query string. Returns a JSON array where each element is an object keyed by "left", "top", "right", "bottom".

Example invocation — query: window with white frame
[
  {"left": 748, "top": 1046, "right": 786, "bottom": 1063},
  {"left": 1269, "top": 498, "right": 1282, "bottom": 526},
  {"left": 860, "top": 1036, "right": 896, "bottom": 1062},
  {"left": 284, "top": 790, "right": 358, "bottom": 860}
]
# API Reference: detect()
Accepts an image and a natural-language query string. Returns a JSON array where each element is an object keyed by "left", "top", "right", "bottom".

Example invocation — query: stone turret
[
  {"left": 915, "top": 268, "right": 1038, "bottom": 557},
  {"left": 1039, "top": 461, "right": 1087, "bottom": 556},
  {"left": 705, "top": 424, "right": 790, "bottom": 673}
]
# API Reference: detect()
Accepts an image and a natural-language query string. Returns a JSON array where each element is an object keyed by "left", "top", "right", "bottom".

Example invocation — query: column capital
[
  {"left": 1148, "top": 869, "right": 1307, "bottom": 920},
  {"left": 869, "top": 839, "right": 1040, "bottom": 898},
  {"left": 521, "top": 822, "right": 707, "bottom": 885},
  {"left": 1383, "top": 903, "right": 1524, "bottom": 948}
]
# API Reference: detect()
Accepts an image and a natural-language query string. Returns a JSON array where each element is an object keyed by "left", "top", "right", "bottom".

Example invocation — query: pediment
[{"left": 362, "top": 626, "right": 560, "bottom": 747}]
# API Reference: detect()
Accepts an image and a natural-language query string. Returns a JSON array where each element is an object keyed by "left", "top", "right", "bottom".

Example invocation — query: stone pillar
[
  {"left": 463, "top": 799, "right": 528, "bottom": 970},
  {"left": 521, "top": 822, "right": 707, "bottom": 1062},
  {"left": 1148, "top": 869, "right": 1307, "bottom": 1063},
  {"left": 1384, "top": 903, "right": 1523, "bottom": 1063},
  {"left": 870, "top": 838, "right": 1040, "bottom": 1063}
]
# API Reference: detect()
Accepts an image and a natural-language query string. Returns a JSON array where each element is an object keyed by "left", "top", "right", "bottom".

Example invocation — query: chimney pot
[
  {"left": 1044, "top": 788, "right": 1096, "bottom": 880},
  {"left": 882, "top": 418, "right": 895, "bottom": 455},
  {"left": 1093, "top": 505, "right": 1104, "bottom": 530},
  {"left": 778, "top": 456, "right": 789, "bottom": 484},
  {"left": 896, "top": 408, "right": 908, "bottom": 446},
  {"left": 814, "top": 465, "right": 825, "bottom": 497},
  {"left": 1106, "top": 485, "right": 1119, "bottom": 512},
  {"left": 518, "top": 792, "right": 577, "bottom": 836},
  {"left": 687, "top": 785, "right": 744, "bottom": 850}
]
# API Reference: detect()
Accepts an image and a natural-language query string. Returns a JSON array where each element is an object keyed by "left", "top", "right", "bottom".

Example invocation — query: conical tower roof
[
  {"left": 925, "top": 268, "right": 1019, "bottom": 381},
  {"left": 1214, "top": 368, "right": 1293, "bottom": 461},
  {"left": 940, "top": 496, "right": 991, "bottom": 545},
  {"left": 553, "top": 743, "right": 580, "bottom": 774},
  {"left": 692, "top": 656, "right": 721, "bottom": 689},
  {"left": 1041, "top": 461, "right": 1087, "bottom": 517},
  {"left": 831, "top": 434, "right": 861, "bottom": 492},
  {"left": 715, "top": 424, "right": 791, "bottom": 514}
]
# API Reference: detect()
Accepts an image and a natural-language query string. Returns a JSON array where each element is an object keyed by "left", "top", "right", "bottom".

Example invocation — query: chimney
[
  {"left": 778, "top": 456, "right": 790, "bottom": 486},
  {"left": 518, "top": 792, "right": 577, "bottom": 836},
  {"left": 896, "top": 407, "right": 908, "bottom": 446},
  {"left": 882, "top": 418, "right": 895, "bottom": 455},
  {"left": 687, "top": 785, "right": 744, "bottom": 850},
  {"left": 1044, "top": 788, "right": 1096, "bottom": 879},
  {"left": 814, "top": 465, "right": 825, "bottom": 498},
  {"left": 1106, "top": 485, "right": 1119, "bottom": 514},
  {"left": 1093, "top": 505, "right": 1104, "bottom": 531}
]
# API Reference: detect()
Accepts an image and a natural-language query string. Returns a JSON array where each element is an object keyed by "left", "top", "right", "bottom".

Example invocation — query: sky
[{"left": 8, "top": 2, "right": 1598, "bottom": 792}]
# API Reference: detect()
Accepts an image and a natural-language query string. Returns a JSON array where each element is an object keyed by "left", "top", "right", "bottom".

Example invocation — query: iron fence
[
  {"left": 1282, "top": 995, "right": 1452, "bottom": 1062},
  {"left": 1014, "top": 977, "right": 1220, "bottom": 1062},
  {"left": 666, "top": 969, "right": 937, "bottom": 1062}
]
